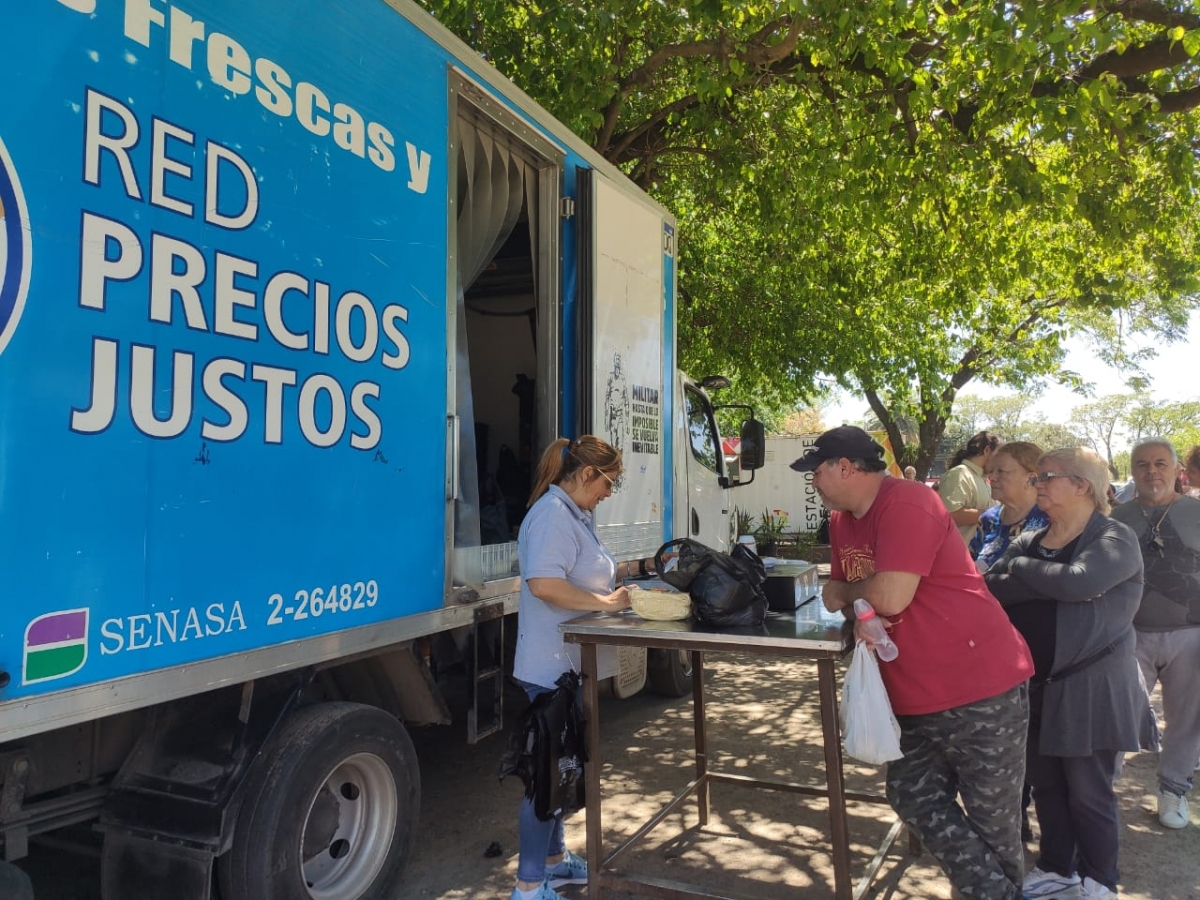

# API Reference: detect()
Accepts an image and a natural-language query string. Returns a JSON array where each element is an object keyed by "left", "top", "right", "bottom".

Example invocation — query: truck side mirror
[{"left": 739, "top": 419, "right": 765, "bottom": 470}]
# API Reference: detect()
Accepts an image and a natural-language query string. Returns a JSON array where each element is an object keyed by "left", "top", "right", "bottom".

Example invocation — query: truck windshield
[{"left": 684, "top": 387, "right": 720, "bottom": 473}]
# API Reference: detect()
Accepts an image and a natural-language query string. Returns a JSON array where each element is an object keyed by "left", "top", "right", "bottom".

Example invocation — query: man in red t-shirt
[{"left": 794, "top": 426, "right": 1034, "bottom": 900}]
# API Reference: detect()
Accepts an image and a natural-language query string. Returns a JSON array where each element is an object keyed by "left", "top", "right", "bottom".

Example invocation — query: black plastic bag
[
  {"left": 654, "top": 538, "right": 768, "bottom": 628},
  {"left": 497, "top": 671, "right": 586, "bottom": 820}
]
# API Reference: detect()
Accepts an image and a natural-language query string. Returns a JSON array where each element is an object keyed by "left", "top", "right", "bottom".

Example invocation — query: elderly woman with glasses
[
  {"left": 984, "top": 448, "right": 1156, "bottom": 900},
  {"left": 971, "top": 441, "right": 1050, "bottom": 573}
]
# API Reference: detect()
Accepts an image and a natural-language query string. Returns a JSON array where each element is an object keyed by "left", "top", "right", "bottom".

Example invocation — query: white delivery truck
[{"left": 0, "top": 2, "right": 763, "bottom": 898}]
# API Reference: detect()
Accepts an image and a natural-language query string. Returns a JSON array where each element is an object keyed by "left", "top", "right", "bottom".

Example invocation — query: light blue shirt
[{"left": 514, "top": 485, "right": 619, "bottom": 687}]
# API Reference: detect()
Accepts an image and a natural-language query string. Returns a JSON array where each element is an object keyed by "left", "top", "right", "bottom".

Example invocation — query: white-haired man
[{"left": 1112, "top": 438, "right": 1200, "bottom": 830}]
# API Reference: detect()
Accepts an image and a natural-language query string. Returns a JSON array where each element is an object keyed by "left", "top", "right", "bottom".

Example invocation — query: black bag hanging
[
  {"left": 654, "top": 538, "right": 769, "bottom": 628},
  {"left": 497, "top": 671, "right": 587, "bottom": 820}
]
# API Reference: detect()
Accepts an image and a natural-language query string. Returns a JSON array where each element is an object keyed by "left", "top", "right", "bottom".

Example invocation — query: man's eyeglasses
[{"left": 1032, "top": 472, "right": 1077, "bottom": 485}]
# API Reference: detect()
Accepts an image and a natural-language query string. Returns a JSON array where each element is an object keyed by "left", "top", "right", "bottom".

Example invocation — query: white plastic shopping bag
[{"left": 840, "top": 642, "right": 904, "bottom": 765}]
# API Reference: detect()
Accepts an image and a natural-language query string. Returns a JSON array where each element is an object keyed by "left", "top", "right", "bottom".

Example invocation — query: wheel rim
[
  {"left": 675, "top": 649, "right": 692, "bottom": 677},
  {"left": 300, "top": 751, "right": 398, "bottom": 900}
]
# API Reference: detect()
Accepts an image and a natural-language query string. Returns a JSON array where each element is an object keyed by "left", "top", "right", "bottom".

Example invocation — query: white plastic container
[{"left": 853, "top": 598, "right": 899, "bottom": 661}]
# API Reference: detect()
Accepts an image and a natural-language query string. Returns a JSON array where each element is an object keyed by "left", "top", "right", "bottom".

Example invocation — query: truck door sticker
[
  {"left": 604, "top": 353, "right": 630, "bottom": 462},
  {"left": 0, "top": 135, "right": 31, "bottom": 358},
  {"left": 23, "top": 610, "right": 90, "bottom": 684}
]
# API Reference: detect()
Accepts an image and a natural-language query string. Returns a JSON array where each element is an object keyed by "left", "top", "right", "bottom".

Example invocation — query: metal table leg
[
  {"left": 692, "top": 650, "right": 709, "bottom": 826},
  {"left": 583, "top": 644, "right": 602, "bottom": 900},
  {"left": 818, "top": 655, "right": 852, "bottom": 900}
]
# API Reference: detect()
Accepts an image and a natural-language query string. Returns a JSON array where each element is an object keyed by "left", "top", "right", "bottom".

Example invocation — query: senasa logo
[
  {"left": 0, "top": 134, "right": 32, "bottom": 358},
  {"left": 23, "top": 609, "right": 90, "bottom": 684}
]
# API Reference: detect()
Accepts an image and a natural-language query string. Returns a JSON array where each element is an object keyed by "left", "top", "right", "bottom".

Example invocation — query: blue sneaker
[
  {"left": 509, "top": 881, "right": 564, "bottom": 900},
  {"left": 546, "top": 848, "right": 588, "bottom": 888}
]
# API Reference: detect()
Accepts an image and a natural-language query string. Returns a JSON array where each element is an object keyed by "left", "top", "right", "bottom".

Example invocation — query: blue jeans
[{"left": 516, "top": 680, "right": 568, "bottom": 883}]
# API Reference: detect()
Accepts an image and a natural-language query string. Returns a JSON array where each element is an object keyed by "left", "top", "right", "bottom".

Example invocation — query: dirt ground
[
  {"left": 19, "top": 652, "right": 1199, "bottom": 899},
  {"left": 400, "top": 651, "right": 1197, "bottom": 900}
]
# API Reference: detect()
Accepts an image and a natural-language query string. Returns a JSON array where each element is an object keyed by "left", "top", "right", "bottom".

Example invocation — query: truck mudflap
[
  {"left": 95, "top": 670, "right": 421, "bottom": 900},
  {"left": 99, "top": 675, "right": 306, "bottom": 841}
]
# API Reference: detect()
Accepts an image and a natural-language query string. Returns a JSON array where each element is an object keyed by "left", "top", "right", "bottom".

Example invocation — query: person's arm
[
  {"left": 823, "top": 570, "right": 920, "bottom": 617},
  {"left": 1005, "top": 519, "right": 1142, "bottom": 603},
  {"left": 825, "top": 498, "right": 939, "bottom": 616},
  {"left": 615, "top": 557, "right": 658, "bottom": 581},
  {"left": 527, "top": 577, "right": 631, "bottom": 612},
  {"left": 937, "top": 468, "right": 980, "bottom": 525},
  {"left": 821, "top": 521, "right": 848, "bottom": 612},
  {"left": 982, "top": 534, "right": 1054, "bottom": 605},
  {"left": 968, "top": 515, "right": 987, "bottom": 559},
  {"left": 822, "top": 578, "right": 851, "bottom": 612},
  {"left": 950, "top": 507, "right": 983, "bottom": 527}
]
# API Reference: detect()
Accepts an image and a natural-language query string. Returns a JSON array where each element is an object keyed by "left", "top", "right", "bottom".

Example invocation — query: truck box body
[{"left": 0, "top": 0, "right": 680, "bottom": 723}]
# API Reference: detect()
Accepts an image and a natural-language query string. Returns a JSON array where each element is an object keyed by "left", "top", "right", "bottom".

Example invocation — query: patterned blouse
[{"left": 971, "top": 503, "right": 1051, "bottom": 572}]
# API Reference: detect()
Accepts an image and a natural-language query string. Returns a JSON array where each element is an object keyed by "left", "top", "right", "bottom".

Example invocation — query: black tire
[
  {"left": 217, "top": 702, "right": 419, "bottom": 900},
  {"left": 646, "top": 648, "right": 694, "bottom": 697}
]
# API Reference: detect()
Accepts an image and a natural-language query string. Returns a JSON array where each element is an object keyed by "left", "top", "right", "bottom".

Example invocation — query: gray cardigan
[{"left": 985, "top": 512, "right": 1157, "bottom": 757}]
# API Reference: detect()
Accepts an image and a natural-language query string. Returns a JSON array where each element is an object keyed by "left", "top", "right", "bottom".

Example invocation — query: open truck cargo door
[
  {"left": 575, "top": 170, "right": 674, "bottom": 561},
  {"left": 447, "top": 74, "right": 563, "bottom": 591}
]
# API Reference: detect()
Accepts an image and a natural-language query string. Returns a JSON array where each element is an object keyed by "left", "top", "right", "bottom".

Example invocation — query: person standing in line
[
  {"left": 971, "top": 441, "right": 1050, "bottom": 574},
  {"left": 1184, "top": 445, "right": 1200, "bottom": 499},
  {"left": 939, "top": 431, "right": 1003, "bottom": 544},
  {"left": 1111, "top": 439, "right": 1200, "bottom": 831},
  {"left": 903, "top": 465, "right": 918, "bottom": 480},
  {"left": 969, "top": 440, "right": 1049, "bottom": 844},
  {"left": 986, "top": 448, "right": 1156, "bottom": 900},
  {"left": 799, "top": 426, "right": 1033, "bottom": 900},
  {"left": 509, "top": 435, "right": 660, "bottom": 900}
]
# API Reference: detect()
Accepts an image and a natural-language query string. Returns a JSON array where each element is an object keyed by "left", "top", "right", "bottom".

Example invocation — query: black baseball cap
[{"left": 790, "top": 426, "right": 885, "bottom": 472}]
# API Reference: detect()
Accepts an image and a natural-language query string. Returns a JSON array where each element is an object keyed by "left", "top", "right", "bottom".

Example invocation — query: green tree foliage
[
  {"left": 932, "top": 393, "right": 1084, "bottom": 478},
  {"left": 1069, "top": 393, "right": 1200, "bottom": 473},
  {"left": 421, "top": 0, "right": 1200, "bottom": 467}
]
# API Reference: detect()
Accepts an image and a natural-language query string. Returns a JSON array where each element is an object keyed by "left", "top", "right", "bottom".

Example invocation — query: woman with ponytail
[{"left": 509, "top": 435, "right": 658, "bottom": 900}]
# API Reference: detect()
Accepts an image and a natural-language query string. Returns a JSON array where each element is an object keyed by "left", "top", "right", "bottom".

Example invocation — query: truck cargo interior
[{"left": 452, "top": 102, "right": 556, "bottom": 585}]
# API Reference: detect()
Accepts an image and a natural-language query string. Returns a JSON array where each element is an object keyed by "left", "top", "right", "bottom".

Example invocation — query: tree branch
[
  {"left": 597, "top": 16, "right": 808, "bottom": 155},
  {"left": 1096, "top": 0, "right": 1200, "bottom": 31}
]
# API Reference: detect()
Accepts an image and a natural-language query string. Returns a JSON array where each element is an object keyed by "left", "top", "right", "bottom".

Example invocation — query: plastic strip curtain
[{"left": 453, "top": 117, "right": 531, "bottom": 585}]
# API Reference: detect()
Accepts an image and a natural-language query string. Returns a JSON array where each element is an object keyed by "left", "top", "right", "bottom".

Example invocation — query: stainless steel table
[{"left": 561, "top": 601, "right": 907, "bottom": 900}]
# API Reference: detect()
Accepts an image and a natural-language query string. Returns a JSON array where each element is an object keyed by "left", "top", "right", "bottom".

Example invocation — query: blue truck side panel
[
  {"left": 0, "top": 1, "right": 475, "bottom": 701},
  {"left": 662, "top": 223, "right": 676, "bottom": 540}
]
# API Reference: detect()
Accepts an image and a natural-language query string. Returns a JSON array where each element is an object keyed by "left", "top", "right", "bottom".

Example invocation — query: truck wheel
[
  {"left": 646, "top": 649, "right": 694, "bottom": 697},
  {"left": 218, "top": 702, "right": 419, "bottom": 900}
]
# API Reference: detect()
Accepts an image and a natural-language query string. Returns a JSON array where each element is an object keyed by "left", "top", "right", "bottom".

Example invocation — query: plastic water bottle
[{"left": 853, "top": 598, "right": 898, "bottom": 661}]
